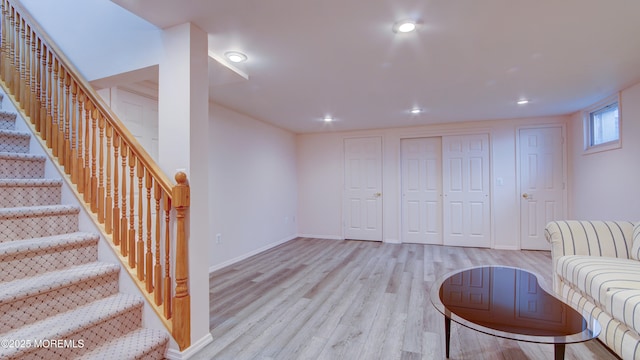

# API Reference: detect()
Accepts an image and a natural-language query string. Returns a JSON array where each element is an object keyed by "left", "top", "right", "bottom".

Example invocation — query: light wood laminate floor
[{"left": 193, "top": 238, "right": 618, "bottom": 360}]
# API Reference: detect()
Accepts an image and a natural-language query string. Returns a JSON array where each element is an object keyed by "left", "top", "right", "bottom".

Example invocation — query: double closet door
[{"left": 401, "top": 134, "right": 490, "bottom": 247}]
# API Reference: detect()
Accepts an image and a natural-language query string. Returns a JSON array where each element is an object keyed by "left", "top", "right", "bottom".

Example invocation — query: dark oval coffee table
[{"left": 430, "top": 266, "right": 600, "bottom": 360}]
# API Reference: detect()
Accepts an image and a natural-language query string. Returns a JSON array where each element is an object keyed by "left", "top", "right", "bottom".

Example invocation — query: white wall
[
  {"left": 209, "top": 104, "right": 298, "bottom": 270},
  {"left": 296, "top": 134, "right": 344, "bottom": 239},
  {"left": 297, "top": 115, "right": 568, "bottom": 250},
  {"left": 568, "top": 82, "right": 640, "bottom": 220},
  {"left": 20, "top": 0, "right": 162, "bottom": 82}
]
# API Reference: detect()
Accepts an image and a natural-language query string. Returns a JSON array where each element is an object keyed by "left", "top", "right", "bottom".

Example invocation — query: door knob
[
  {"left": 374, "top": 192, "right": 382, "bottom": 198},
  {"left": 522, "top": 193, "right": 530, "bottom": 199}
]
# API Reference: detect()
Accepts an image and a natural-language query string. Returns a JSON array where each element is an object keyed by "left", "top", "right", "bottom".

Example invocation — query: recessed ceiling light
[
  {"left": 410, "top": 108, "right": 423, "bottom": 115},
  {"left": 323, "top": 116, "right": 334, "bottom": 122},
  {"left": 225, "top": 51, "right": 247, "bottom": 63},
  {"left": 393, "top": 20, "right": 417, "bottom": 33},
  {"left": 517, "top": 99, "right": 529, "bottom": 105}
]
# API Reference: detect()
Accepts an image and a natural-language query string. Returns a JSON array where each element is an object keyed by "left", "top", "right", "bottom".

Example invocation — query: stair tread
[
  {"left": 0, "top": 293, "right": 144, "bottom": 357},
  {"left": 0, "top": 204, "right": 80, "bottom": 219},
  {"left": 0, "top": 128, "right": 30, "bottom": 138},
  {"left": 76, "top": 328, "right": 169, "bottom": 360},
  {"left": 0, "top": 231, "right": 99, "bottom": 257},
  {"left": 0, "top": 262, "right": 120, "bottom": 302},
  {"left": 0, "top": 151, "right": 45, "bottom": 161},
  {"left": 0, "top": 178, "right": 63, "bottom": 187}
]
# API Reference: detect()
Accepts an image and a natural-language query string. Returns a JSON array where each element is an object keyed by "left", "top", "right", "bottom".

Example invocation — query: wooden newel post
[{"left": 172, "top": 171, "right": 191, "bottom": 350}]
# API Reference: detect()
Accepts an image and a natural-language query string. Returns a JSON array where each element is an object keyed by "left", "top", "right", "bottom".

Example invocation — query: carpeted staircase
[{"left": 0, "top": 93, "right": 169, "bottom": 359}]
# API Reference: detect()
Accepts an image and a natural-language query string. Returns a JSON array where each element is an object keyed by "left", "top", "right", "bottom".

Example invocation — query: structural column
[{"left": 158, "top": 22, "right": 211, "bottom": 351}]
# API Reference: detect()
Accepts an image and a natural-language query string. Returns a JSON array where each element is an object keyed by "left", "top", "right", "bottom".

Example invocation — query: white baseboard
[
  {"left": 208, "top": 235, "right": 298, "bottom": 273},
  {"left": 165, "top": 333, "right": 213, "bottom": 360},
  {"left": 384, "top": 238, "right": 401, "bottom": 244},
  {"left": 493, "top": 245, "right": 519, "bottom": 250},
  {"left": 297, "top": 233, "right": 343, "bottom": 240}
]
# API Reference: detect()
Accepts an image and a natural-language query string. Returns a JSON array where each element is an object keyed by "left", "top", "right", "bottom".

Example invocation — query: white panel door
[
  {"left": 442, "top": 134, "right": 491, "bottom": 248},
  {"left": 110, "top": 88, "right": 160, "bottom": 233},
  {"left": 344, "top": 137, "right": 383, "bottom": 241},
  {"left": 401, "top": 137, "right": 442, "bottom": 244},
  {"left": 114, "top": 88, "right": 159, "bottom": 162},
  {"left": 519, "top": 127, "right": 565, "bottom": 250}
]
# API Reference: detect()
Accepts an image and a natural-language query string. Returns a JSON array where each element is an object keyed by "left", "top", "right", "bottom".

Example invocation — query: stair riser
[
  {"left": 75, "top": 328, "right": 169, "bottom": 360},
  {"left": 0, "top": 213, "right": 78, "bottom": 242},
  {"left": 0, "top": 271, "right": 119, "bottom": 331},
  {"left": 0, "top": 134, "right": 30, "bottom": 153},
  {"left": 0, "top": 119, "right": 15, "bottom": 130},
  {"left": 136, "top": 344, "right": 168, "bottom": 360},
  {"left": 0, "top": 112, "right": 16, "bottom": 130},
  {"left": 0, "top": 184, "right": 62, "bottom": 207},
  {"left": 0, "top": 158, "right": 45, "bottom": 179},
  {"left": 0, "top": 241, "right": 98, "bottom": 281},
  {"left": 7, "top": 304, "right": 143, "bottom": 360}
]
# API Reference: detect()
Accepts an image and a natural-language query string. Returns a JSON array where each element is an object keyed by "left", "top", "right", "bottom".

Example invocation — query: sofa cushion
[
  {"left": 604, "top": 289, "right": 640, "bottom": 333},
  {"left": 556, "top": 255, "right": 640, "bottom": 307},
  {"left": 603, "top": 289, "right": 640, "bottom": 335},
  {"left": 630, "top": 222, "right": 640, "bottom": 260}
]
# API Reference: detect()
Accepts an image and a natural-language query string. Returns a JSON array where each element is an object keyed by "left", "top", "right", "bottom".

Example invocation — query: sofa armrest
[{"left": 545, "top": 220, "right": 635, "bottom": 263}]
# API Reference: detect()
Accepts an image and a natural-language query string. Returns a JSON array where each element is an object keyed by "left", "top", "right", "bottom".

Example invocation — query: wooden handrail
[
  {"left": 10, "top": 2, "right": 173, "bottom": 194},
  {"left": 0, "top": 0, "right": 191, "bottom": 350}
]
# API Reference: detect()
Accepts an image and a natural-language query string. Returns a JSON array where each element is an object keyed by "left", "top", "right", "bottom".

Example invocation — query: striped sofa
[{"left": 545, "top": 220, "right": 640, "bottom": 360}]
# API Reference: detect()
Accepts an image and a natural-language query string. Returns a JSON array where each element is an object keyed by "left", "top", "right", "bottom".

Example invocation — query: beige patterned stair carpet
[{"left": 0, "top": 92, "right": 169, "bottom": 359}]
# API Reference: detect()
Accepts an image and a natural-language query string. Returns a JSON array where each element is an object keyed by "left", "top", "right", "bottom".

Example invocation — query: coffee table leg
[
  {"left": 445, "top": 315, "right": 451, "bottom": 358},
  {"left": 554, "top": 343, "right": 565, "bottom": 360}
]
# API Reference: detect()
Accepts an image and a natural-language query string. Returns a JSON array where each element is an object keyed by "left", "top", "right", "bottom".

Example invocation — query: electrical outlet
[{"left": 216, "top": 233, "right": 222, "bottom": 244}]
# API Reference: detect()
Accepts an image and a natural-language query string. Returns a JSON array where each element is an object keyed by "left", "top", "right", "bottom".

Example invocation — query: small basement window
[{"left": 584, "top": 95, "right": 621, "bottom": 154}]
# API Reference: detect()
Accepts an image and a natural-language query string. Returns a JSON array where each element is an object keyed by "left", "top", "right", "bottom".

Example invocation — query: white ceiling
[{"left": 112, "top": 0, "right": 640, "bottom": 134}]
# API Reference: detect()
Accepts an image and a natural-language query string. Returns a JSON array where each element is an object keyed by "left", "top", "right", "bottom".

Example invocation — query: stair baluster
[
  {"left": 154, "top": 181, "right": 162, "bottom": 306},
  {"left": 45, "top": 48, "right": 52, "bottom": 145},
  {"left": 98, "top": 112, "right": 105, "bottom": 222},
  {"left": 105, "top": 123, "right": 113, "bottom": 234},
  {"left": 30, "top": 28, "right": 38, "bottom": 129},
  {"left": 91, "top": 105, "right": 98, "bottom": 211},
  {"left": 10, "top": 9, "right": 16, "bottom": 93},
  {"left": 128, "top": 152, "right": 136, "bottom": 267},
  {"left": 137, "top": 163, "right": 144, "bottom": 280},
  {"left": 63, "top": 72, "right": 71, "bottom": 172},
  {"left": 37, "top": 39, "right": 44, "bottom": 134},
  {"left": 83, "top": 96, "right": 91, "bottom": 202},
  {"left": 163, "top": 193, "right": 172, "bottom": 319},
  {"left": 70, "top": 81, "right": 77, "bottom": 184},
  {"left": 145, "top": 172, "right": 153, "bottom": 293},
  {"left": 51, "top": 57, "right": 58, "bottom": 156},
  {"left": 76, "top": 91, "right": 85, "bottom": 192},
  {"left": 24, "top": 22, "right": 30, "bottom": 116},
  {"left": 120, "top": 142, "right": 128, "bottom": 256},
  {"left": 112, "top": 131, "right": 120, "bottom": 244}
]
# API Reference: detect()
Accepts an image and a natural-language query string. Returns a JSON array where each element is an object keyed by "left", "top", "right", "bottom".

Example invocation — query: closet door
[
  {"left": 344, "top": 137, "right": 383, "bottom": 241},
  {"left": 442, "top": 134, "right": 491, "bottom": 248},
  {"left": 401, "top": 137, "right": 443, "bottom": 244},
  {"left": 519, "top": 126, "right": 565, "bottom": 250}
]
